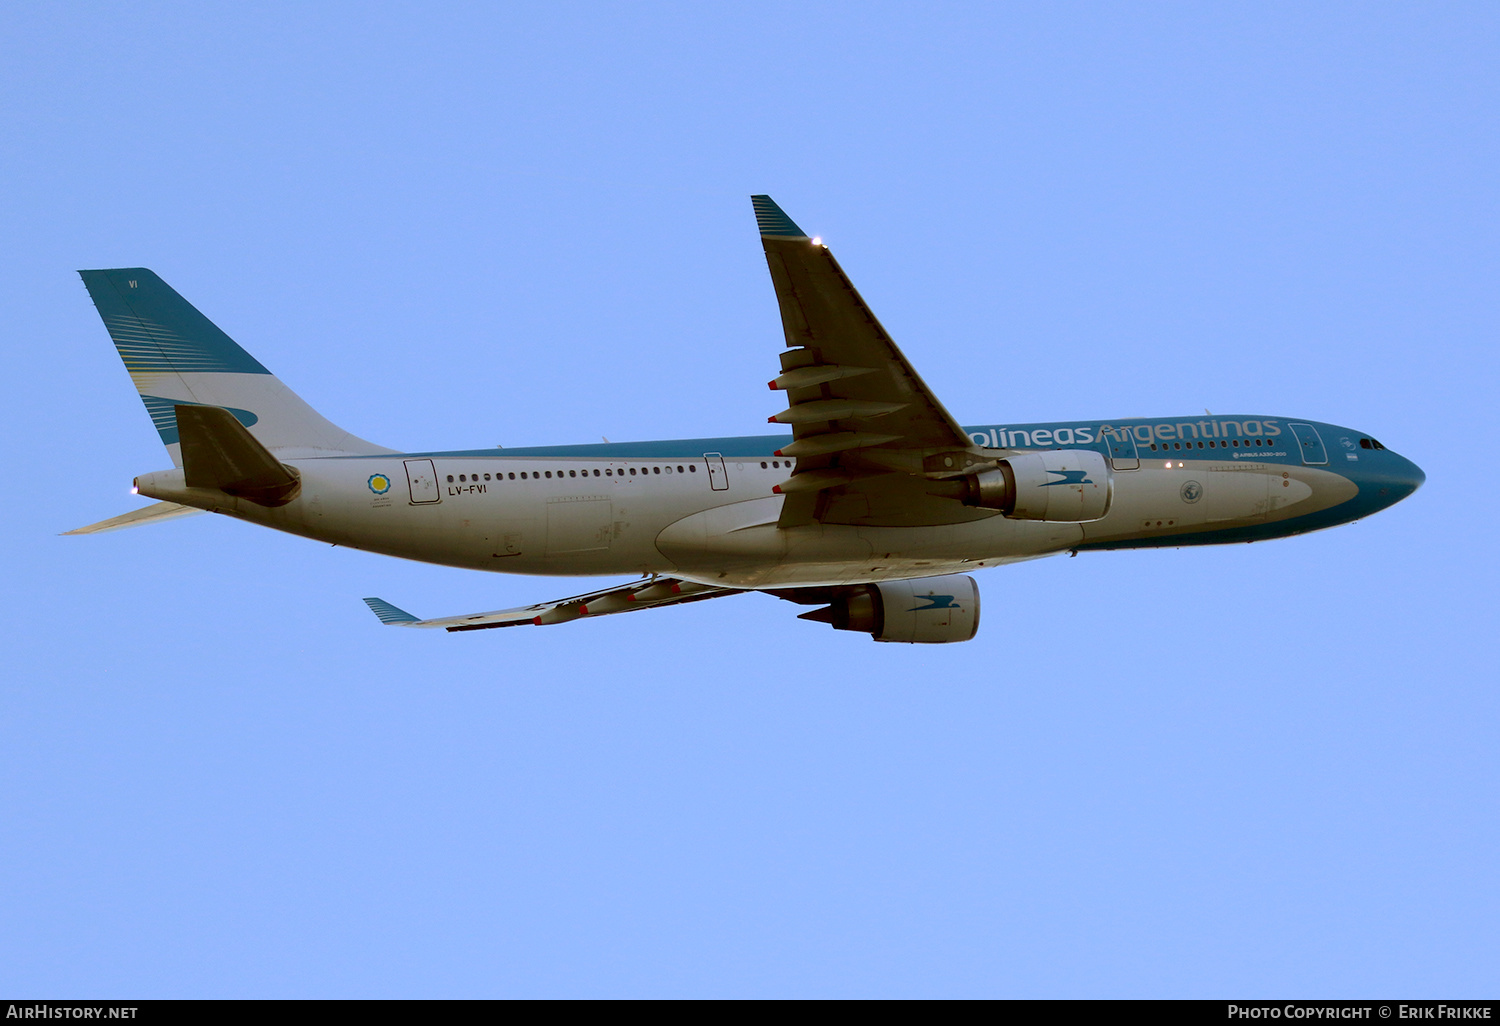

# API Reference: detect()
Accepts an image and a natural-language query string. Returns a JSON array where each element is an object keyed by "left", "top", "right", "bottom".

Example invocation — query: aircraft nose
[
  {"left": 1402, "top": 455, "right": 1426, "bottom": 493},
  {"left": 1377, "top": 452, "right": 1425, "bottom": 508}
]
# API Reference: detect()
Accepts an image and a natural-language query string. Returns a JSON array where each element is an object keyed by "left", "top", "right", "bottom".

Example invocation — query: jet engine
[
  {"left": 793, "top": 574, "right": 981, "bottom": 644},
  {"left": 962, "top": 449, "right": 1112, "bottom": 522}
]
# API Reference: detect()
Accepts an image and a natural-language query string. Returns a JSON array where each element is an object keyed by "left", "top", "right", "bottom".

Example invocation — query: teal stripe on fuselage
[
  {"left": 340, "top": 415, "right": 1324, "bottom": 465},
  {"left": 400, "top": 435, "right": 790, "bottom": 460},
  {"left": 959, "top": 415, "right": 1305, "bottom": 466}
]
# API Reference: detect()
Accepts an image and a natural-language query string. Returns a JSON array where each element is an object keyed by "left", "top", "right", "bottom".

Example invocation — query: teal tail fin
[{"left": 80, "top": 268, "right": 392, "bottom": 464}]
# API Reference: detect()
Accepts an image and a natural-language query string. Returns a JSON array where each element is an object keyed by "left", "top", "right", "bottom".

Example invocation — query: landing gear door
[
  {"left": 404, "top": 459, "right": 441, "bottom": 503},
  {"left": 704, "top": 452, "right": 730, "bottom": 491},
  {"left": 1289, "top": 423, "right": 1328, "bottom": 465},
  {"left": 1103, "top": 426, "right": 1140, "bottom": 471}
]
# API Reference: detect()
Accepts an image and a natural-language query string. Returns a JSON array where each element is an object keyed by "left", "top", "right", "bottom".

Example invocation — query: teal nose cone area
[
  {"left": 1386, "top": 452, "right": 1425, "bottom": 504},
  {"left": 1359, "top": 451, "right": 1424, "bottom": 516},
  {"left": 1400, "top": 454, "right": 1425, "bottom": 495}
]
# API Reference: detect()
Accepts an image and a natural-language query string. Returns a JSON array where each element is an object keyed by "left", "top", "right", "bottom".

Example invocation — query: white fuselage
[{"left": 134, "top": 445, "right": 1355, "bottom": 590}]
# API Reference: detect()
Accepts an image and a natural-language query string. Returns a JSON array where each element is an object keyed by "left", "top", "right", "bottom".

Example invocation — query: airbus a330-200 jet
[{"left": 70, "top": 196, "right": 1424, "bottom": 643}]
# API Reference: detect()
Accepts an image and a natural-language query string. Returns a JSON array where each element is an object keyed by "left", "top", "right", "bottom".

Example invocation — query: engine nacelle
[
  {"left": 798, "top": 574, "right": 981, "bottom": 644},
  {"left": 963, "top": 449, "right": 1112, "bottom": 522}
]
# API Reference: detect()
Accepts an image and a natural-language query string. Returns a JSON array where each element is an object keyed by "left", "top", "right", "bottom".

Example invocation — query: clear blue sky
[{"left": 3, "top": 2, "right": 1496, "bottom": 997}]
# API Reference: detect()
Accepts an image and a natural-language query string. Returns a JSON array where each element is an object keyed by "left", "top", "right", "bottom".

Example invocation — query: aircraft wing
[
  {"left": 364, "top": 577, "right": 743, "bottom": 632},
  {"left": 753, "top": 196, "right": 996, "bottom": 528}
]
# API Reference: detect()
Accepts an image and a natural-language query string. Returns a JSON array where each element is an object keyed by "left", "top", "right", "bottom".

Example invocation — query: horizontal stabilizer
[
  {"left": 178, "top": 404, "right": 300, "bottom": 506},
  {"left": 62, "top": 501, "right": 204, "bottom": 535},
  {"left": 363, "top": 577, "right": 743, "bottom": 632}
]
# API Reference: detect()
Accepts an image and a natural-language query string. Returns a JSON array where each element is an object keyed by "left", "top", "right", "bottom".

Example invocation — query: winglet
[
  {"left": 363, "top": 597, "right": 420, "bottom": 625},
  {"left": 751, "top": 195, "right": 809, "bottom": 238}
]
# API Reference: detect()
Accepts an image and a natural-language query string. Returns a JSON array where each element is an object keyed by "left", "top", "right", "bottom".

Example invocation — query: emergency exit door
[
  {"left": 1104, "top": 428, "right": 1140, "bottom": 470},
  {"left": 404, "top": 459, "right": 441, "bottom": 503},
  {"left": 703, "top": 453, "right": 729, "bottom": 491}
]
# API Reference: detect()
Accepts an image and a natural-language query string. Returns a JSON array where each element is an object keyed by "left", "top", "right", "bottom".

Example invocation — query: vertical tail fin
[{"left": 79, "top": 268, "right": 393, "bottom": 464}]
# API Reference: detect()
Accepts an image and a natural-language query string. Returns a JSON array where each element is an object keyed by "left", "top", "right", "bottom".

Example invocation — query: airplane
[{"left": 69, "top": 195, "right": 1425, "bottom": 643}]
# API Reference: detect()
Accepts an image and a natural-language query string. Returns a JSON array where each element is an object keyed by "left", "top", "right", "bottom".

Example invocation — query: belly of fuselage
[{"left": 234, "top": 448, "right": 1355, "bottom": 585}]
